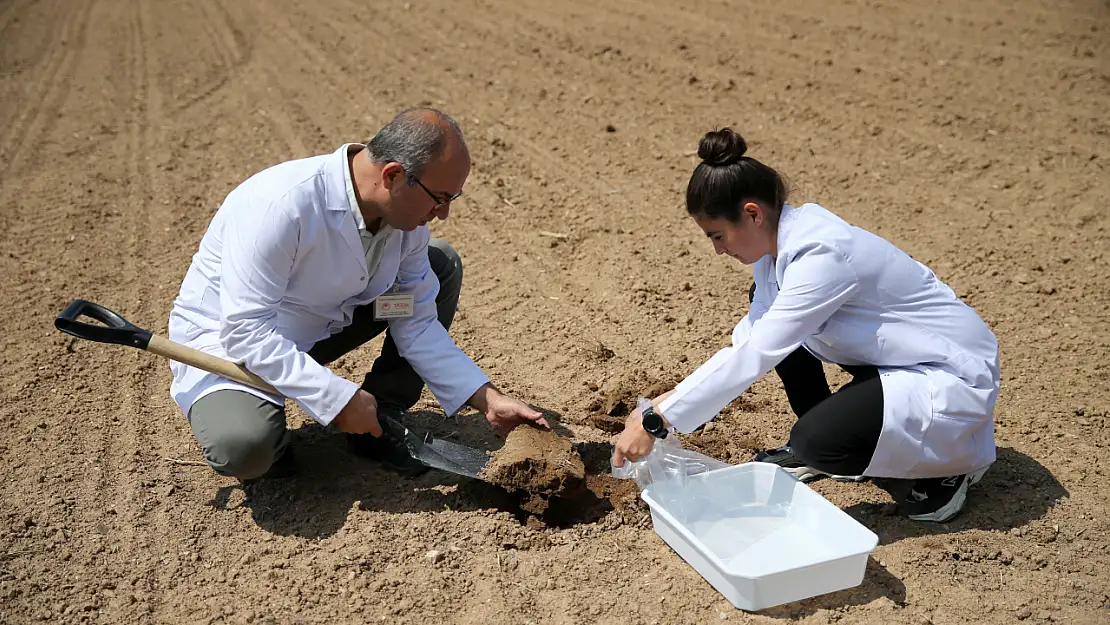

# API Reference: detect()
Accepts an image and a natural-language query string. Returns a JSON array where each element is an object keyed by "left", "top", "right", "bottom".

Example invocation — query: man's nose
[
  {"left": 434, "top": 203, "right": 451, "bottom": 221},
  {"left": 713, "top": 240, "right": 726, "bottom": 255}
]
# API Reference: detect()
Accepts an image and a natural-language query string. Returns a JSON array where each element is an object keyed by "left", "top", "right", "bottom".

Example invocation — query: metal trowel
[
  {"left": 55, "top": 299, "right": 491, "bottom": 480},
  {"left": 376, "top": 416, "right": 488, "bottom": 479}
]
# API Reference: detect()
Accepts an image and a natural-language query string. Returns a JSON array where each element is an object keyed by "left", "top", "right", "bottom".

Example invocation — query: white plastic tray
[{"left": 641, "top": 462, "right": 879, "bottom": 611}]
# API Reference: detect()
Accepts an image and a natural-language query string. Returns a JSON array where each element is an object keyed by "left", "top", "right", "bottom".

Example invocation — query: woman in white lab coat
[{"left": 611, "top": 128, "right": 1000, "bottom": 522}]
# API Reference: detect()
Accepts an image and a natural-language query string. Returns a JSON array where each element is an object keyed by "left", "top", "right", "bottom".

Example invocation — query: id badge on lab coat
[{"left": 374, "top": 291, "right": 414, "bottom": 319}]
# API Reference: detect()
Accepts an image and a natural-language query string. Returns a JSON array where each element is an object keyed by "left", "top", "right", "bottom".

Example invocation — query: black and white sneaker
[
  {"left": 903, "top": 466, "right": 989, "bottom": 522},
  {"left": 905, "top": 466, "right": 994, "bottom": 521},
  {"left": 754, "top": 445, "right": 867, "bottom": 483}
]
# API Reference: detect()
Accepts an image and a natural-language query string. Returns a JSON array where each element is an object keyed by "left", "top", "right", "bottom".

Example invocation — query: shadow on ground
[
  {"left": 205, "top": 406, "right": 617, "bottom": 538},
  {"left": 756, "top": 446, "right": 1065, "bottom": 615},
  {"left": 757, "top": 556, "right": 906, "bottom": 619},
  {"left": 843, "top": 446, "right": 1067, "bottom": 545}
]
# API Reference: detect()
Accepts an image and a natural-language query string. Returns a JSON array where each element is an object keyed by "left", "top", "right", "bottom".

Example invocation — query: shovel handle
[
  {"left": 55, "top": 299, "right": 153, "bottom": 349},
  {"left": 55, "top": 299, "right": 278, "bottom": 395},
  {"left": 145, "top": 335, "right": 278, "bottom": 395}
]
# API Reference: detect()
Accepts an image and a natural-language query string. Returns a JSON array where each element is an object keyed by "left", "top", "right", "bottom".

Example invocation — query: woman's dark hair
[{"left": 685, "top": 128, "right": 787, "bottom": 224}]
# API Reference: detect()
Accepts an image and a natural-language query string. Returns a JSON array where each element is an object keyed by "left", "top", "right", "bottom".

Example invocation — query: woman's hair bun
[{"left": 697, "top": 128, "right": 747, "bottom": 167}]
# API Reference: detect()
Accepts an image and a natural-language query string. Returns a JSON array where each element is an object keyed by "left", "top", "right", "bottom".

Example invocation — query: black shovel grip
[
  {"left": 55, "top": 300, "right": 153, "bottom": 349},
  {"left": 378, "top": 413, "right": 417, "bottom": 448}
]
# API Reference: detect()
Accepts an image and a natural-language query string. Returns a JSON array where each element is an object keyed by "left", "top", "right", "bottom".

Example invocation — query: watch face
[{"left": 642, "top": 410, "right": 663, "bottom": 434}]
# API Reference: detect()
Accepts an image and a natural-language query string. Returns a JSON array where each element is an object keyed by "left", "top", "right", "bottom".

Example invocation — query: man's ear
[{"left": 381, "top": 162, "right": 404, "bottom": 191}]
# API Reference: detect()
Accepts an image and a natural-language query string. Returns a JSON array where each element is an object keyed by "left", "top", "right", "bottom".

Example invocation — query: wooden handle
[{"left": 146, "top": 335, "right": 279, "bottom": 395}]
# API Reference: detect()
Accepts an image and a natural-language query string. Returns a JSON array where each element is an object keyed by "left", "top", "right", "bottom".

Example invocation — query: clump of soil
[
  {"left": 682, "top": 432, "right": 763, "bottom": 464},
  {"left": 576, "top": 441, "right": 641, "bottom": 511},
  {"left": 480, "top": 425, "right": 586, "bottom": 509},
  {"left": 479, "top": 432, "right": 646, "bottom": 524},
  {"left": 540, "top": 472, "right": 644, "bottom": 527},
  {"left": 524, "top": 441, "right": 646, "bottom": 527},
  {"left": 601, "top": 375, "right": 674, "bottom": 417},
  {"left": 585, "top": 473, "right": 641, "bottom": 511},
  {"left": 587, "top": 371, "right": 679, "bottom": 433}
]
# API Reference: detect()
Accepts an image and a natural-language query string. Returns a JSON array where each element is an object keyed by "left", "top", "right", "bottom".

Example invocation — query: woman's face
[{"left": 693, "top": 201, "right": 775, "bottom": 265}]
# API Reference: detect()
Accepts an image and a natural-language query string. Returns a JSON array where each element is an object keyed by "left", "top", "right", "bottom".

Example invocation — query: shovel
[{"left": 54, "top": 299, "right": 492, "bottom": 479}]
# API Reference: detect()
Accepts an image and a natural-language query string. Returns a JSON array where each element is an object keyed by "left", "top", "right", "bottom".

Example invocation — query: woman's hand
[
  {"left": 611, "top": 412, "right": 655, "bottom": 468},
  {"left": 611, "top": 391, "right": 675, "bottom": 467}
]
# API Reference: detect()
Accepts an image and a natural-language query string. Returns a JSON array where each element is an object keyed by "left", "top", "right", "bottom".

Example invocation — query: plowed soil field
[{"left": 1, "top": 0, "right": 1108, "bottom": 623}]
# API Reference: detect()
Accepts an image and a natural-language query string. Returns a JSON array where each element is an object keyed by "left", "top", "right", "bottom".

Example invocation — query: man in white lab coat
[{"left": 167, "top": 108, "right": 547, "bottom": 480}]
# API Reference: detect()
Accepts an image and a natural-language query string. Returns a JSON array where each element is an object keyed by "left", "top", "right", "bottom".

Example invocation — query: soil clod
[{"left": 480, "top": 425, "right": 586, "bottom": 501}]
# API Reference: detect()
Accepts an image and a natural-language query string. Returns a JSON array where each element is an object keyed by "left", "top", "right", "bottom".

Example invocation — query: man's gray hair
[{"left": 366, "top": 108, "right": 465, "bottom": 182}]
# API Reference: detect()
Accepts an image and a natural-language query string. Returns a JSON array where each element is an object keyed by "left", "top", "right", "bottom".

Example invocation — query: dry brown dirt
[
  {"left": 2, "top": 0, "right": 1109, "bottom": 623},
  {"left": 480, "top": 425, "right": 586, "bottom": 508}
]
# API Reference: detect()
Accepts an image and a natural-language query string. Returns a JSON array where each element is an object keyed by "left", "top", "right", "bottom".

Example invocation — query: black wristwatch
[{"left": 641, "top": 403, "right": 669, "bottom": 439}]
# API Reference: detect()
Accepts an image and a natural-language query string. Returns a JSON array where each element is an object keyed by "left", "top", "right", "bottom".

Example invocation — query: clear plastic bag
[
  {"left": 612, "top": 430, "right": 733, "bottom": 525},
  {"left": 611, "top": 401, "right": 797, "bottom": 560},
  {"left": 610, "top": 433, "right": 730, "bottom": 489},
  {"left": 610, "top": 399, "right": 733, "bottom": 518}
]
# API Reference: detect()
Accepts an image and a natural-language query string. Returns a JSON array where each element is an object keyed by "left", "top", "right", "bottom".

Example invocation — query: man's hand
[
  {"left": 468, "top": 383, "right": 549, "bottom": 433},
  {"left": 334, "top": 389, "right": 382, "bottom": 436}
]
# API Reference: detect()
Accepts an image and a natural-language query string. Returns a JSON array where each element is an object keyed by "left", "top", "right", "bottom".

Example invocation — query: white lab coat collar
[
  {"left": 340, "top": 143, "right": 395, "bottom": 274},
  {"left": 323, "top": 144, "right": 382, "bottom": 276},
  {"left": 775, "top": 204, "right": 799, "bottom": 253}
]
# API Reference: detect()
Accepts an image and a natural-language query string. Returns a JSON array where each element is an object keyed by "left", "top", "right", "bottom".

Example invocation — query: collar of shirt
[
  {"left": 342, "top": 143, "right": 395, "bottom": 274},
  {"left": 775, "top": 203, "right": 799, "bottom": 255}
]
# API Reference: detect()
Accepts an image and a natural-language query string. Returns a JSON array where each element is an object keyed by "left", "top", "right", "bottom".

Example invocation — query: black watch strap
[{"left": 641, "top": 405, "right": 669, "bottom": 439}]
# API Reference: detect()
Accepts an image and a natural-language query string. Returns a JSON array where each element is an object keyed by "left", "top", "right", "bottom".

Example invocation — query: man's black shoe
[{"left": 346, "top": 408, "right": 429, "bottom": 477}]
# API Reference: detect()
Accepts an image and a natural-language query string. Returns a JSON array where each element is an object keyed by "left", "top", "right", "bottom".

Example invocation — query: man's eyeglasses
[{"left": 412, "top": 176, "right": 463, "bottom": 209}]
